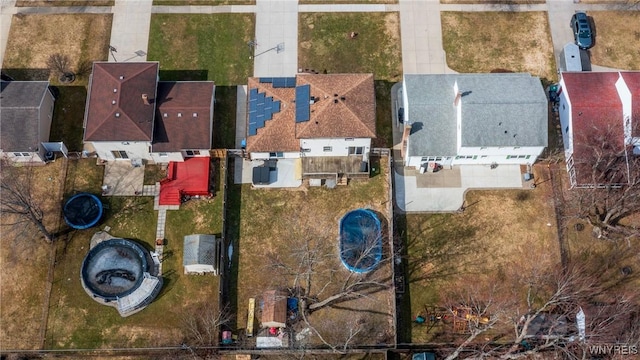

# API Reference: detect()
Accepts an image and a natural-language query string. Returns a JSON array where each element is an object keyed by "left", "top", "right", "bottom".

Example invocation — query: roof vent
[
  {"left": 113, "top": 88, "right": 117, "bottom": 93},
  {"left": 192, "top": 113, "right": 198, "bottom": 117},
  {"left": 115, "top": 112, "right": 121, "bottom": 118},
  {"left": 340, "top": 96, "right": 346, "bottom": 101},
  {"left": 163, "top": 113, "right": 168, "bottom": 117},
  {"left": 178, "top": 113, "right": 182, "bottom": 117},
  {"left": 112, "top": 100, "right": 116, "bottom": 105},
  {"left": 333, "top": 99, "right": 338, "bottom": 104},
  {"left": 142, "top": 93, "right": 150, "bottom": 105},
  {"left": 119, "top": 75, "right": 125, "bottom": 80}
]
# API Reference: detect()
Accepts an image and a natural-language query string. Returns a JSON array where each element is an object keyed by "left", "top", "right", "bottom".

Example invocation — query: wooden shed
[
  {"left": 261, "top": 290, "right": 287, "bottom": 328},
  {"left": 183, "top": 234, "right": 220, "bottom": 275}
]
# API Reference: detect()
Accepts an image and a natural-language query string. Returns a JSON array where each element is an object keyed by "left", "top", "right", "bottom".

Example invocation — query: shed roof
[
  {"left": 0, "top": 80, "right": 51, "bottom": 152},
  {"left": 183, "top": 234, "right": 217, "bottom": 266},
  {"left": 261, "top": 290, "right": 287, "bottom": 328}
]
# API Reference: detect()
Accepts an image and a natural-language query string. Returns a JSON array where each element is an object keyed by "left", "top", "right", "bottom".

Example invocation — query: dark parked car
[
  {"left": 398, "top": 107, "right": 404, "bottom": 123},
  {"left": 570, "top": 12, "right": 593, "bottom": 49}
]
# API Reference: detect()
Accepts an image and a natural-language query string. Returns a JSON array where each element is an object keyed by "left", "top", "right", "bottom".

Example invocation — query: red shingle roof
[
  {"left": 562, "top": 72, "right": 625, "bottom": 186},
  {"left": 246, "top": 74, "right": 376, "bottom": 153},
  {"left": 84, "top": 62, "right": 159, "bottom": 142},
  {"left": 153, "top": 82, "right": 215, "bottom": 152}
]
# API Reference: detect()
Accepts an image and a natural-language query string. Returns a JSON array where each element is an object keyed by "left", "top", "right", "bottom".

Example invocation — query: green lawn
[
  {"left": 148, "top": 14, "right": 255, "bottom": 85},
  {"left": 46, "top": 160, "right": 225, "bottom": 348},
  {"left": 213, "top": 86, "right": 238, "bottom": 149},
  {"left": 298, "top": 12, "right": 402, "bottom": 82},
  {"left": 374, "top": 81, "right": 394, "bottom": 148},
  {"left": 48, "top": 86, "right": 87, "bottom": 152}
]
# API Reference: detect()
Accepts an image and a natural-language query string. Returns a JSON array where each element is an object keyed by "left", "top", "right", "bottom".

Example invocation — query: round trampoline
[
  {"left": 63, "top": 193, "right": 103, "bottom": 229},
  {"left": 339, "top": 209, "right": 382, "bottom": 273}
]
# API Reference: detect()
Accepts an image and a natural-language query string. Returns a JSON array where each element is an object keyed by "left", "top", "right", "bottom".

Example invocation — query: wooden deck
[{"left": 302, "top": 156, "right": 368, "bottom": 178}]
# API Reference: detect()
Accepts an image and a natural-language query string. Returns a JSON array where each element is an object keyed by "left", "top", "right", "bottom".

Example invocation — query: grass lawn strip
[
  {"left": 0, "top": 161, "right": 65, "bottom": 350},
  {"left": 441, "top": 11, "right": 557, "bottom": 85},
  {"left": 2, "top": 14, "right": 111, "bottom": 85},
  {"left": 148, "top": 14, "right": 254, "bottom": 85},
  {"left": 588, "top": 11, "right": 640, "bottom": 70},
  {"left": 298, "top": 12, "right": 402, "bottom": 82}
]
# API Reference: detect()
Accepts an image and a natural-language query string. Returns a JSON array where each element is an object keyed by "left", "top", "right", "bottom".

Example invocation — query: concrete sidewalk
[
  {"left": 108, "top": 0, "right": 153, "bottom": 63},
  {"left": 399, "top": 0, "right": 453, "bottom": 75},
  {"left": 0, "top": 0, "right": 17, "bottom": 67},
  {"left": 253, "top": 0, "right": 298, "bottom": 77}
]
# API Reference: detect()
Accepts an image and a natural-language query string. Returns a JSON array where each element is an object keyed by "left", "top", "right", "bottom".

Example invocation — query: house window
[
  {"left": 269, "top": 152, "right": 284, "bottom": 158},
  {"left": 348, "top": 146, "right": 364, "bottom": 155},
  {"left": 185, "top": 150, "right": 201, "bottom": 156},
  {"left": 111, "top": 150, "right": 128, "bottom": 159},
  {"left": 562, "top": 104, "right": 565, "bottom": 110},
  {"left": 13, "top": 152, "right": 30, "bottom": 157},
  {"left": 323, "top": 146, "right": 332, "bottom": 152},
  {"left": 301, "top": 148, "right": 311, "bottom": 153},
  {"left": 421, "top": 156, "right": 443, "bottom": 162},
  {"left": 345, "top": 138, "right": 354, "bottom": 141},
  {"left": 455, "top": 155, "right": 474, "bottom": 160},
  {"left": 159, "top": 152, "right": 168, "bottom": 157}
]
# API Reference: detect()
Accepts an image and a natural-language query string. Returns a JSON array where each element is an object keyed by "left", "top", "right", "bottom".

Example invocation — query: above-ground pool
[
  {"left": 339, "top": 209, "right": 382, "bottom": 273},
  {"left": 63, "top": 193, "right": 103, "bottom": 229},
  {"left": 81, "top": 239, "right": 149, "bottom": 300}
]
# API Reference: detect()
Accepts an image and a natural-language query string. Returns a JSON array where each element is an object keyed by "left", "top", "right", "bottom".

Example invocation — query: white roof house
[{"left": 183, "top": 234, "right": 220, "bottom": 275}]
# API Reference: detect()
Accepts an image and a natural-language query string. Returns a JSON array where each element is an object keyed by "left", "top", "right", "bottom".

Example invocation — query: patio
[
  {"left": 101, "top": 161, "right": 145, "bottom": 196},
  {"left": 234, "top": 157, "right": 302, "bottom": 188}
]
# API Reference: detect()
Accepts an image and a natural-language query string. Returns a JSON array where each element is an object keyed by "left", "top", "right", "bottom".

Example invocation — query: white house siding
[
  {"left": 406, "top": 146, "right": 543, "bottom": 168},
  {"left": 91, "top": 141, "right": 152, "bottom": 161},
  {"left": 250, "top": 151, "right": 300, "bottom": 160},
  {"left": 299, "top": 138, "right": 371, "bottom": 159},
  {"left": 184, "top": 264, "right": 215, "bottom": 274},
  {"left": 615, "top": 75, "right": 633, "bottom": 143},
  {"left": 150, "top": 152, "right": 183, "bottom": 164},
  {"left": 2, "top": 152, "right": 43, "bottom": 163},
  {"left": 557, "top": 83, "right": 573, "bottom": 155}
]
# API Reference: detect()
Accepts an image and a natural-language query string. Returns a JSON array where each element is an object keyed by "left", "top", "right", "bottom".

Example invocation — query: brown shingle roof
[
  {"left": 246, "top": 74, "right": 376, "bottom": 153},
  {"left": 84, "top": 62, "right": 158, "bottom": 142},
  {"left": 152, "top": 82, "right": 215, "bottom": 152}
]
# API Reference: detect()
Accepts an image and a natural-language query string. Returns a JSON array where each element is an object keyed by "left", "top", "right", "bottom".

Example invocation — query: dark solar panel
[
  {"left": 259, "top": 78, "right": 273, "bottom": 83},
  {"left": 273, "top": 100, "right": 281, "bottom": 113},
  {"left": 272, "top": 77, "right": 296, "bottom": 88},
  {"left": 295, "top": 85, "right": 311, "bottom": 123},
  {"left": 248, "top": 89, "right": 285, "bottom": 136}
]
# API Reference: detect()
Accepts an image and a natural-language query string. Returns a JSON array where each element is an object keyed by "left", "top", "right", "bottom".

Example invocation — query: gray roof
[
  {"left": 183, "top": 234, "right": 216, "bottom": 267},
  {"left": 404, "top": 73, "right": 548, "bottom": 156},
  {"left": 0, "top": 81, "right": 51, "bottom": 152}
]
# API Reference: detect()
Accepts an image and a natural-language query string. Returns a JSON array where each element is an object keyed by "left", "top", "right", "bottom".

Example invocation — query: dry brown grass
[
  {"left": 588, "top": 11, "right": 640, "bottom": 70},
  {"left": 441, "top": 0, "right": 544, "bottom": 3},
  {"left": 16, "top": 0, "right": 114, "bottom": 6},
  {"left": 407, "top": 164, "right": 559, "bottom": 343},
  {"left": 441, "top": 11, "right": 557, "bottom": 85},
  {"left": 2, "top": 14, "right": 112, "bottom": 83},
  {"left": 0, "top": 160, "right": 66, "bottom": 350},
  {"left": 234, "top": 157, "right": 394, "bottom": 346}
]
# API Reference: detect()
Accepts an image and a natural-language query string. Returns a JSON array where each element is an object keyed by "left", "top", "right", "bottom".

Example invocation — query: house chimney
[
  {"left": 453, "top": 92, "right": 462, "bottom": 107},
  {"left": 142, "top": 93, "right": 150, "bottom": 105}
]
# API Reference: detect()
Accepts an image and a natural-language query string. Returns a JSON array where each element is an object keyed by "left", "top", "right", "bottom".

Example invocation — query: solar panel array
[
  {"left": 248, "top": 88, "right": 282, "bottom": 136},
  {"left": 295, "top": 85, "right": 311, "bottom": 123},
  {"left": 260, "top": 77, "right": 296, "bottom": 88}
]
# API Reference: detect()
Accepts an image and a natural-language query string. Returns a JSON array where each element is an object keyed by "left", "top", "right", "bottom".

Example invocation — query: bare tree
[
  {"left": 46, "top": 53, "right": 75, "bottom": 83},
  {"left": 0, "top": 162, "right": 56, "bottom": 242},
  {"left": 439, "top": 262, "right": 639, "bottom": 360},
  {"left": 567, "top": 120, "right": 640, "bottom": 240},
  {"left": 181, "top": 302, "right": 233, "bottom": 347},
  {"left": 262, "top": 212, "right": 393, "bottom": 352}
]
